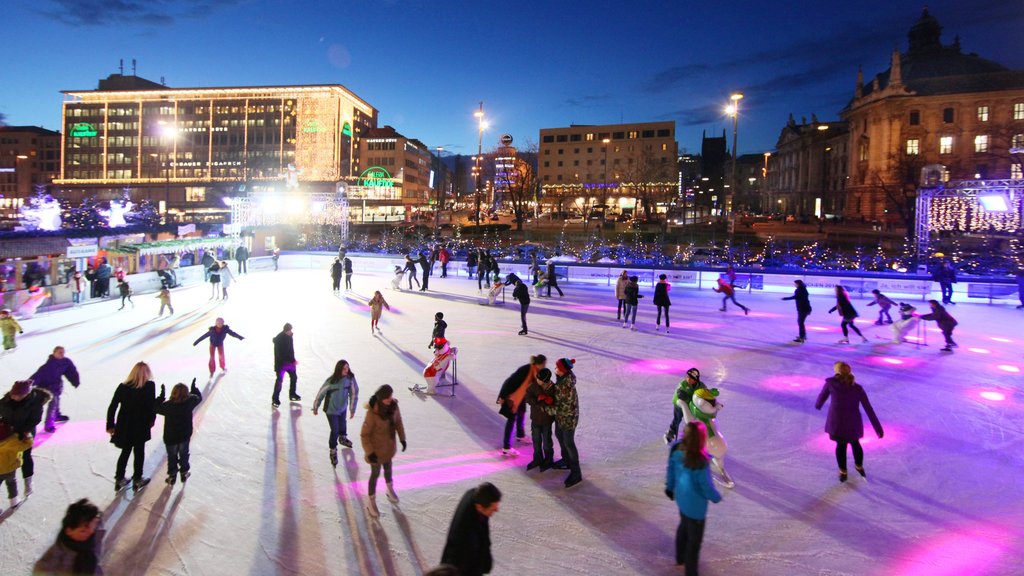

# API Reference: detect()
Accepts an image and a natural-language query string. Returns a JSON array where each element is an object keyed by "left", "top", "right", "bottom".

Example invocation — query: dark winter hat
[
  {"left": 686, "top": 368, "right": 700, "bottom": 381},
  {"left": 629, "top": 276, "right": 638, "bottom": 282},
  {"left": 11, "top": 379, "right": 33, "bottom": 397},
  {"left": 435, "top": 312, "right": 444, "bottom": 320},
  {"left": 537, "top": 368, "right": 552, "bottom": 382},
  {"left": 283, "top": 323, "right": 293, "bottom": 332},
  {"left": 556, "top": 358, "right": 575, "bottom": 373}
]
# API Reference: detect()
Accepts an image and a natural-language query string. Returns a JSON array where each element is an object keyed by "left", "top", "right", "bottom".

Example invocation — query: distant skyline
[{"left": 2, "top": 0, "right": 1023, "bottom": 156}]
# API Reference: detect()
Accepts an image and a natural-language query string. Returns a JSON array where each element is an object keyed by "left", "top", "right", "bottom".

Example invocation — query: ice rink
[{"left": 1, "top": 261, "right": 1022, "bottom": 575}]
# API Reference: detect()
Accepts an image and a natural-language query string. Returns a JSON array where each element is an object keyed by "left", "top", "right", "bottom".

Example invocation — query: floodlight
[{"left": 979, "top": 194, "right": 1009, "bottom": 212}]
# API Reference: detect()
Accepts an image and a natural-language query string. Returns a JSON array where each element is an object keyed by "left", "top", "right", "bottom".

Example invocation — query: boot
[
  {"left": 855, "top": 465, "right": 866, "bottom": 479},
  {"left": 23, "top": 476, "right": 32, "bottom": 497},
  {"left": 9, "top": 496, "right": 21, "bottom": 509},
  {"left": 330, "top": 449, "right": 338, "bottom": 467},
  {"left": 115, "top": 478, "right": 131, "bottom": 492},
  {"left": 366, "top": 494, "right": 380, "bottom": 517},
  {"left": 385, "top": 483, "right": 399, "bottom": 504}
]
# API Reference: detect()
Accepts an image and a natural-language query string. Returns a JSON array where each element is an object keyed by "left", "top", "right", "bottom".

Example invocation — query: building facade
[
  {"left": 353, "top": 125, "right": 438, "bottom": 221},
  {"left": 0, "top": 126, "right": 61, "bottom": 218},
  {"left": 841, "top": 9, "right": 1024, "bottom": 223},
  {"left": 767, "top": 116, "right": 850, "bottom": 218},
  {"left": 538, "top": 121, "right": 678, "bottom": 216},
  {"left": 55, "top": 74, "right": 377, "bottom": 221}
]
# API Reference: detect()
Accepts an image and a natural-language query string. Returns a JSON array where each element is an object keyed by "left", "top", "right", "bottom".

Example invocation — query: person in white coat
[{"left": 219, "top": 261, "right": 236, "bottom": 300}]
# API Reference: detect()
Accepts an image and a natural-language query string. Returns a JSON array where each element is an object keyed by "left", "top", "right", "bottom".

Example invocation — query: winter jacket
[
  {"left": 829, "top": 295, "right": 858, "bottom": 319},
  {"left": 313, "top": 376, "right": 358, "bottom": 416},
  {"left": 234, "top": 246, "right": 249, "bottom": 261},
  {"left": 525, "top": 380, "right": 556, "bottom": 427},
  {"left": 438, "top": 249, "right": 450, "bottom": 264},
  {"left": 194, "top": 325, "right": 244, "bottom": 347},
  {"left": 665, "top": 446, "right": 722, "bottom": 520},
  {"left": 417, "top": 255, "right": 430, "bottom": 272},
  {"left": 624, "top": 282, "right": 641, "bottom": 306},
  {"left": 360, "top": 400, "right": 405, "bottom": 465},
  {"left": 553, "top": 371, "right": 579, "bottom": 430},
  {"left": 201, "top": 254, "right": 215, "bottom": 269},
  {"left": 33, "top": 529, "right": 106, "bottom": 576},
  {"left": 432, "top": 319, "right": 448, "bottom": 341},
  {"left": 105, "top": 381, "right": 157, "bottom": 449},
  {"left": 467, "top": 253, "right": 478, "bottom": 268},
  {"left": 0, "top": 388, "right": 51, "bottom": 436},
  {"left": 70, "top": 274, "right": 84, "bottom": 293},
  {"left": 713, "top": 279, "right": 734, "bottom": 296},
  {"left": 403, "top": 258, "right": 417, "bottom": 274},
  {"left": 331, "top": 262, "right": 343, "bottom": 279},
  {"left": 117, "top": 282, "right": 131, "bottom": 297},
  {"left": 814, "top": 376, "right": 883, "bottom": 442},
  {"left": 783, "top": 285, "right": 812, "bottom": 314},
  {"left": 615, "top": 276, "right": 629, "bottom": 300},
  {"left": 154, "top": 385, "right": 203, "bottom": 445},
  {"left": 0, "top": 434, "right": 34, "bottom": 475},
  {"left": 0, "top": 316, "right": 22, "bottom": 337},
  {"left": 343, "top": 258, "right": 353, "bottom": 274},
  {"left": 513, "top": 281, "right": 530, "bottom": 305},
  {"left": 672, "top": 379, "right": 703, "bottom": 411},
  {"left": 546, "top": 262, "right": 559, "bottom": 285},
  {"left": 932, "top": 265, "right": 957, "bottom": 284},
  {"left": 920, "top": 305, "right": 958, "bottom": 332},
  {"left": 867, "top": 293, "right": 897, "bottom": 309},
  {"left": 441, "top": 487, "right": 493, "bottom": 576},
  {"left": 220, "top": 267, "right": 235, "bottom": 288},
  {"left": 29, "top": 355, "right": 81, "bottom": 395},
  {"left": 95, "top": 263, "right": 112, "bottom": 280},
  {"left": 208, "top": 264, "right": 221, "bottom": 283},
  {"left": 653, "top": 282, "right": 671, "bottom": 307},
  {"left": 273, "top": 331, "right": 296, "bottom": 371},
  {"left": 498, "top": 364, "right": 533, "bottom": 414}
]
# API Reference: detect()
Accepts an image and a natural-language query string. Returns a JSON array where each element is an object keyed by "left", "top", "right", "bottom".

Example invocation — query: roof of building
[
  {"left": 0, "top": 126, "right": 61, "bottom": 136},
  {"left": 0, "top": 236, "right": 70, "bottom": 259}
]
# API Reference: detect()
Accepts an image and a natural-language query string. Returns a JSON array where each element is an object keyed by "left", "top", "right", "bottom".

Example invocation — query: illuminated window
[
  {"left": 628, "top": 131, "right": 638, "bottom": 139},
  {"left": 1015, "top": 103, "right": 1024, "bottom": 120},
  {"left": 859, "top": 142, "right": 868, "bottom": 161},
  {"left": 977, "top": 106, "right": 989, "bottom": 122},
  {"left": 1013, "top": 134, "right": 1024, "bottom": 149},
  {"left": 974, "top": 134, "right": 989, "bottom": 153},
  {"left": 661, "top": 143, "right": 668, "bottom": 151},
  {"left": 939, "top": 136, "right": 953, "bottom": 154},
  {"left": 585, "top": 133, "right": 594, "bottom": 141},
  {"left": 185, "top": 187, "right": 206, "bottom": 202},
  {"left": 906, "top": 139, "right": 919, "bottom": 155},
  {"left": 1013, "top": 164, "right": 1022, "bottom": 179}
]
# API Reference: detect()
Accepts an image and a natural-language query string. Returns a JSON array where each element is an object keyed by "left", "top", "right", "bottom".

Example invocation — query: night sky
[{"left": 3, "top": 0, "right": 1022, "bottom": 156}]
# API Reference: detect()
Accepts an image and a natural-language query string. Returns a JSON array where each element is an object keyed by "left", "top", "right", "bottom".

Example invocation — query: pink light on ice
[
  {"left": 807, "top": 325, "right": 833, "bottom": 332},
  {"left": 760, "top": 374, "right": 822, "bottom": 392},
  {"left": 866, "top": 356, "right": 923, "bottom": 368},
  {"left": 968, "top": 348, "right": 991, "bottom": 354},
  {"left": 997, "top": 365, "right": 1021, "bottom": 373},
  {"left": 340, "top": 455, "right": 522, "bottom": 497},
  {"left": 978, "top": 391, "right": 1006, "bottom": 402},
  {"left": 805, "top": 425, "right": 903, "bottom": 453},
  {"left": 566, "top": 304, "right": 617, "bottom": 311},
  {"left": 672, "top": 321, "right": 722, "bottom": 330},
  {"left": 630, "top": 358, "right": 699, "bottom": 374},
  {"left": 34, "top": 420, "right": 112, "bottom": 447},
  {"left": 887, "top": 524, "right": 1012, "bottom": 576},
  {"left": 990, "top": 337, "right": 1013, "bottom": 343}
]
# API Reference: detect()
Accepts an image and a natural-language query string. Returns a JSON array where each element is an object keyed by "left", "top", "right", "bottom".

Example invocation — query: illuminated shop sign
[
  {"left": 359, "top": 166, "right": 394, "bottom": 187},
  {"left": 342, "top": 122, "right": 353, "bottom": 137},
  {"left": 70, "top": 123, "right": 98, "bottom": 137},
  {"left": 304, "top": 120, "right": 324, "bottom": 133}
]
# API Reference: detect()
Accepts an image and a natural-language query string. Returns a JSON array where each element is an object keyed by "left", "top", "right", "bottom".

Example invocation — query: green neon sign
[
  {"left": 360, "top": 166, "right": 394, "bottom": 187},
  {"left": 342, "top": 122, "right": 352, "bottom": 137},
  {"left": 70, "top": 123, "right": 98, "bottom": 137},
  {"left": 303, "top": 120, "right": 324, "bottom": 133}
]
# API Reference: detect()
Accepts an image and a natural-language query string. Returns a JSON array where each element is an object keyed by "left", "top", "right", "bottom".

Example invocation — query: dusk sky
[{"left": 3, "top": 0, "right": 1023, "bottom": 156}]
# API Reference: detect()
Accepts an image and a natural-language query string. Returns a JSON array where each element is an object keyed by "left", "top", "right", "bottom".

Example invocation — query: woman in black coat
[
  {"left": 828, "top": 285, "right": 866, "bottom": 344},
  {"left": 106, "top": 361, "right": 157, "bottom": 491},
  {"left": 782, "top": 279, "right": 812, "bottom": 343},
  {"left": 653, "top": 274, "right": 672, "bottom": 333}
]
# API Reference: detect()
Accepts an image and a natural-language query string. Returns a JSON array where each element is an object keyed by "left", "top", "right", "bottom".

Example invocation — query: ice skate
[
  {"left": 630, "top": 324, "right": 637, "bottom": 331},
  {"left": 501, "top": 447, "right": 519, "bottom": 456},
  {"left": 290, "top": 394, "right": 302, "bottom": 402},
  {"left": 940, "top": 346, "right": 953, "bottom": 352},
  {"left": 655, "top": 325, "right": 661, "bottom": 332},
  {"left": 564, "top": 475, "right": 583, "bottom": 489},
  {"left": 55, "top": 414, "right": 70, "bottom": 423},
  {"left": 665, "top": 328, "right": 670, "bottom": 334},
  {"left": 9, "top": 496, "right": 21, "bottom": 509},
  {"left": 792, "top": 337, "right": 805, "bottom": 343},
  {"left": 861, "top": 336, "right": 869, "bottom": 343},
  {"left": 837, "top": 338, "right": 849, "bottom": 344},
  {"left": 719, "top": 307, "right": 726, "bottom": 312},
  {"left": 518, "top": 329, "right": 528, "bottom": 336},
  {"left": 622, "top": 322, "right": 628, "bottom": 328},
  {"left": 181, "top": 471, "right": 191, "bottom": 483},
  {"left": 330, "top": 449, "right": 338, "bottom": 467},
  {"left": 664, "top": 431, "right": 674, "bottom": 444},
  {"left": 272, "top": 400, "right": 281, "bottom": 408},
  {"left": 132, "top": 477, "right": 151, "bottom": 492},
  {"left": 166, "top": 474, "right": 177, "bottom": 485},
  {"left": 115, "top": 478, "right": 131, "bottom": 492},
  {"left": 385, "top": 483, "right": 399, "bottom": 504},
  {"left": 856, "top": 465, "right": 867, "bottom": 480},
  {"left": 839, "top": 470, "right": 848, "bottom": 483},
  {"left": 339, "top": 436, "right": 353, "bottom": 448},
  {"left": 366, "top": 495, "right": 380, "bottom": 518}
]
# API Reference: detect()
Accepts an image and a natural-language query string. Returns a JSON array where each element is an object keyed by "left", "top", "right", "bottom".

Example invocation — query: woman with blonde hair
[
  {"left": 814, "top": 362, "right": 884, "bottom": 482},
  {"left": 615, "top": 270, "right": 629, "bottom": 320},
  {"left": 106, "top": 362, "right": 157, "bottom": 492},
  {"left": 368, "top": 291, "right": 391, "bottom": 335}
]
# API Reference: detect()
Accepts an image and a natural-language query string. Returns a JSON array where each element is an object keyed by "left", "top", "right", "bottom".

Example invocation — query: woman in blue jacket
[
  {"left": 312, "top": 360, "right": 359, "bottom": 466},
  {"left": 665, "top": 421, "right": 722, "bottom": 575}
]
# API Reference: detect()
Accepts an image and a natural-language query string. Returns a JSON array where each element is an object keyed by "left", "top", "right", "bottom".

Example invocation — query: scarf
[{"left": 58, "top": 531, "right": 99, "bottom": 574}]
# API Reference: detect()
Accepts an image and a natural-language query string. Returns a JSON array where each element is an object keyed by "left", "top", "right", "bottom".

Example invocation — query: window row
[
  {"left": 542, "top": 128, "right": 672, "bottom": 143},
  {"left": 905, "top": 133, "right": 1023, "bottom": 155},
  {"left": 908, "top": 103, "right": 1024, "bottom": 126}
]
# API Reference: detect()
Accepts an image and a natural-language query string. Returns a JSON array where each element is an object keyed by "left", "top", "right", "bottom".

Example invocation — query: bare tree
[
  {"left": 620, "top": 147, "right": 676, "bottom": 232},
  {"left": 499, "top": 143, "right": 539, "bottom": 232}
]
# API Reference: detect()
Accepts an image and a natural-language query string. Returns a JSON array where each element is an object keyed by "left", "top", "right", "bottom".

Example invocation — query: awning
[
  {"left": 0, "top": 237, "right": 72, "bottom": 259},
  {"left": 107, "top": 237, "right": 238, "bottom": 256}
]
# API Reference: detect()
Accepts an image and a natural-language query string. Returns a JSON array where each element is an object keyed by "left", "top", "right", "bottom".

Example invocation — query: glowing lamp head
[
  {"left": 979, "top": 194, "right": 1009, "bottom": 212},
  {"left": 725, "top": 104, "right": 737, "bottom": 116},
  {"left": 730, "top": 92, "right": 744, "bottom": 101}
]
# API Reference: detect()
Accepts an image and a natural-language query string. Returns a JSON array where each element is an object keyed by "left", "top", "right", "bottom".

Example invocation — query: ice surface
[{"left": 1, "top": 261, "right": 1022, "bottom": 575}]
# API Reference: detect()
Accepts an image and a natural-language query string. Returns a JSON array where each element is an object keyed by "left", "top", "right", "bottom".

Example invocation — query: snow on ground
[{"left": 1, "top": 261, "right": 1023, "bottom": 576}]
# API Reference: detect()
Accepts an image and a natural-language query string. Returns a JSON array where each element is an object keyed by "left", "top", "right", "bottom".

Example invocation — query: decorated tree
[
  {"left": 65, "top": 196, "right": 107, "bottom": 230},
  {"left": 126, "top": 198, "right": 161, "bottom": 226}
]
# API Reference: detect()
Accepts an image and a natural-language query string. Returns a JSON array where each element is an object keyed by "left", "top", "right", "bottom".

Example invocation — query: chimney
[
  {"left": 132, "top": 58, "right": 137, "bottom": 76},
  {"left": 889, "top": 48, "right": 902, "bottom": 89},
  {"left": 855, "top": 67, "right": 864, "bottom": 98}
]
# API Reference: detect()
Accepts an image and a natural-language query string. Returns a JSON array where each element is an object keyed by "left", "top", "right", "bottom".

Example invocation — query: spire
[
  {"left": 908, "top": 7, "right": 942, "bottom": 54},
  {"left": 855, "top": 67, "right": 864, "bottom": 98},
  {"left": 889, "top": 48, "right": 902, "bottom": 88}
]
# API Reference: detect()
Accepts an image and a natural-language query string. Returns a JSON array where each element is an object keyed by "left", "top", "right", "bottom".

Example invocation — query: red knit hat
[{"left": 556, "top": 358, "right": 575, "bottom": 373}]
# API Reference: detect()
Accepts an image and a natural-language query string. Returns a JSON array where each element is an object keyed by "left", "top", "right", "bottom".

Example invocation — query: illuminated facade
[
  {"left": 0, "top": 126, "right": 61, "bottom": 218},
  {"left": 355, "top": 125, "right": 438, "bottom": 220},
  {"left": 55, "top": 74, "right": 377, "bottom": 217}
]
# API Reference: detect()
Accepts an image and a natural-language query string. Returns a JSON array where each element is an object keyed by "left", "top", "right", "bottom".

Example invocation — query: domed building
[{"left": 841, "top": 8, "right": 1024, "bottom": 226}]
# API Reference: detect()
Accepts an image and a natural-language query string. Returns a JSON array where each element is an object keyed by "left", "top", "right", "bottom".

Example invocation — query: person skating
[
  {"left": 0, "top": 423, "right": 33, "bottom": 512},
  {"left": 615, "top": 270, "right": 629, "bottom": 320},
  {"left": 154, "top": 378, "right": 202, "bottom": 485},
  {"left": 1016, "top": 269, "right": 1024, "bottom": 309},
  {"left": 782, "top": 279, "right": 812, "bottom": 342},
  {"left": 489, "top": 257, "right": 501, "bottom": 285},
  {"left": 106, "top": 362, "right": 157, "bottom": 492},
  {"left": 235, "top": 243, "right": 249, "bottom": 274},
  {"left": 116, "top": 279, "right": 134, "bottom": 310},
  {"left": 546, "top": 260, "right": 564, "bottom": 297},
  {"left": 531, "top": 270, "right": 546, "bottom": 298},
  {"left": 665, "top": 421, "right": 722, "bottom": 576},
  {"left": 496, "top": 356, "right": 545, "bottom": 455},
  {"left": 155, "top": 287, "right": 174, "bottom": 317},
  {"left": 29, "top": 346, "right": 80, "bottom": 432},
  {"left": 552, "top": 357, "right": 582, "bottom": 488},
  {"left": 313, "top": 360, "right": 359, "bottom": 466},
  {"left": 418, "top": 251, "right": 431, "bottom": 291},
  {"left": 193, "top": 318, "right": 245, "bottom": 376},
  {"left": 429, "top": 312, "right": 448, "bottom": 348},
  {"left": 689, "top": 387, "right": 734, "bottom": 488},
  {"left": 219, "top": 260, "right": 235, "bottom": 300},
  {"left": 524, "top": 368, "right": 557, "bottom": 472},
  {"left": 713, "top": 277, "right": 749, "bottom": 315},
  {"left": 467, "top": 250, "right": 478, "bottom": 281},
  {"left": 932, "top": 260, "right": 957, "bottom": 305},
  {"left": 272, "top": 323, "right": 300, "bottom": 407},
  {"left": 440, "top": 482, "right": 501, "bottom": 576},
  {"left": 429, "top": 246, "right": 439, "bottom": 277},
  {"left": 0, "top": 380, "right": 50, "bottom": 499},
  {"left": 654, "top": 274, "right": 672, "bottom": 333},
  {"left": 814, "top": 361, "right": 884, "bottom": 482},
  {"left": 207, "top": 261, "right": 221, "bottom": 300},
  {"left": 665, "top": 368, "right": 705, "bottom": 444},
  {"left": 622, "top": 276, "right": 642, "bottom": 330},
  {"left": 360, "top": 385, "right": 406, "bottom": 518},
  {"left": 403, "top": 255, "right": 420, "bottom": 290},
  {"left": 69, "top": 270, "right": 84, "bottom": 305},
  {"left": 95, "top": 258, "right": 113, "bottom": 297},
  {"left": 33, "top": 498, "right": 105, "bottom": 575},
  {"left": 418, "top": 338, "right": 457, "bottom": 395},
  {"left": 867, "top": 289, "right": 897, "bottom": 325},
  {"left": 343, "top": 256, "right": 353, "bottom": 290},
  {"left": 369, "top": 291, "right": 391, "bottom": 335},
  {"left": 272, "top": 248, "right": 281, "bottom": 271},
  {"left": 330, "top": 257, "right": 343, "bottom": 292},
  {"left": 477, "top": 251, "right": 490, "bottom": 293},
  {"left": 438, "top": 246, "right": 450, "bottom": 278},
  {"left": 919, "top": 300, "right": 959, "bottom": 352},
  {"left": 829, "top": 285, "right": 867, "bottom": 344},
  {"left": 0, "top": 309, "right": 22, "bottom": 351},
  {"left": 201, "top": 251, "right": 215, "bottom": 282},
  {"left": 513, "top": 277, "right": 530, "bottom": 335}
]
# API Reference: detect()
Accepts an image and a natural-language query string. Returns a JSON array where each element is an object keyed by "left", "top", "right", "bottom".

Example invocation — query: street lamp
[
  {"left": 726, "top": 92, "right": 743, "bottom": 219},
  {"left": 763, "top": 151, "right": 772, "bottom": 214},
  {"left": 434, "top": 146, "right": 444, "bottom": 235},
  {"left": 473, "top": 102, "right": 485, "bottom": 226}
]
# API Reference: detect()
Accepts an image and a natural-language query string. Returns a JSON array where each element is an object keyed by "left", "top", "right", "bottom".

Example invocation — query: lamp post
[
  {"left": 762, "top": 151, "right": 771, "bottom": 214},
  {"left": 726, "top": 92, "right": 743, "bottom": 219},
  {"left": 473, "top": 102, "right": 485, "bottom": 227},
  {"left": 434, "top": 146, "right": 443, "bottom": 235}
]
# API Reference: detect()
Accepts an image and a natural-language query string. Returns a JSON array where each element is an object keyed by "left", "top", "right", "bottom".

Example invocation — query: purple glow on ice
[
  {"left": 978, "top": 391, "right": 1006, "bottom": 402},
  {"left": 806, "top": 425, "right": 901, "bottom": 452},
  {"left": 339, "top": 453, "right": 522, "bottom": 496},
  {"left": 997, "top": 365, "right": 1021, "bottom": 373},
  {"left": 566, "top": 304, "right": 617, "bottom": 311},
  {"left": 759, "top": 374, "right": 822, "bottom": 392},
  {"left": 745, "top": 311, "right": 783, "bottom": 318},
  {"left": 807, "top": 325, "right": 833, "bottom": 332},
  {"left": 866, "top": 356, "right": 923, "bottom": 368},
  {"left": 462, "top": 329, "right": 510, "bottom": 335},
  {"left": 672, "top": 321, "right": 722, "bottom": 330},
  {"left": 888, "top": 525, "right": 1012, "bottom": 576},
  {"left": 990, "top": 337, "right": 1013, "bottom": 343},
  {"left": 629, "top": 358, "right": 699, "bottom": 374},
  {"left": 968, "top": 348, "right": 991, "bottom": 354},
  {"left": 34, "top": 420, "right": 112, "bottom": 447}
]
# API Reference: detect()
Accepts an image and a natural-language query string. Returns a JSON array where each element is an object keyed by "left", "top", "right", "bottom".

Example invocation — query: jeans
[
  {"left": 238, "top": 259, "right": 247, "bottom": 274},
  {"left": 332, "top": 277, "right": 341, "bottom": 291},
  {"left": 840, "top": 318, "right": 863, "bottom": 338},
  {"left": 834, "top": 439, "right": 864, "bottom": 470},
  {"left": 72, "top": 292, "right": 81, "bottom": 304},
  {"left": 675, "top": 512, "right": 706, "bottom": 574},
  {"left": 116, "top": 440, "right": 147, "bottom": 481},
  {"left": 667, "top": 403, "right": 684, "bottom": 441},
  {"left": 421, "top": 270, "right": 429, "bottom": 290},
  {"left": 208, "top": 344, "right": 226, "bottom": 374},
  {"left": 502, "top": 403, "right": 526, "bottom": 449},
  {"left": 45, "top": 393, "right": 62, "bottom": 428},
  {"left": 345, "top": 273, "right": 352, "bottom": 290},
  {"left": 530, "top": 422, "right": 554, "bottom": 465},
  {"left": 273, "top": 365, "right": 298, "bottom": 403},
  {"left": 520, "top": 302, "right": 529, "bottom": 332},
  {"left": 624, "top": 302, "right": 638, "bottom": 324},
  {"left": 0, "top": 471, "right": 17, "bottom": 499},
  {"left": 617, "top": 299, "right": 625, "bottom": 319},
  {"left": 722, "top": 294, "right": 748, "bottom": 311},
  {"left": 547, "top": 281, "right": 564, "bottom": 297},
  {"left": 368, "top": 461, "right": 393, "bottom": 495},
  {"left": 797, "top": 311, "right": 809, "bottom": 339},
  {"left": 555, "top": 424, "right": 581, "bottom": 479},
  {"left": 407, "top": 268, "right": 420, "bottom": 289},
  {"left": 326, "top": 413, "right": 347, "bottom": 449},
  {"left": 876, "top": 308, "right": 892, "bottom": 323},
  {"left": 441, "top": 262, "right": 448, "bottom": 278},
  {"left": 166, "top": 440, "right": 191, "bottom": 476},
  {"left": 657, "top": 305, "right": 670, "bottom": 327},
  {"left": 940, "top": 281, "right": 953, "bottom": 304},
  {"left": 941, "top": 326, "right": 956, "bottom": 347}
]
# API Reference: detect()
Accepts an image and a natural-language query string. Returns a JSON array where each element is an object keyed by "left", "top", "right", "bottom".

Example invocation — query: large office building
[
  {"left": 538, "top": 121, "right": 678, "bottom": 215},
  {"left": 0, "top": 126, "right": 61, "bottom": 218},
  {"left": 54, "top": 74, "right": 377, "bottom": 220},
  {"left": 767, "top": 115, "right": 850, "bottom": 218},
  {"left": 352, "top": 125, "right": 440, "bottom": 221}
]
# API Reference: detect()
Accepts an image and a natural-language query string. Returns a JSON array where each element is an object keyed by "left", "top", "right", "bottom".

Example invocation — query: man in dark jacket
[
  {"left": 418, "top": 252, "right": 430, "bottom": 292},
  {"left": 29, "top": 346, "right": 80, "bottom": 431},
  {"left": 330, "top": 258, "right": 343, "bottom": 292},
  {"left": 932, "top": 261, "right": 957, "bottom": 305},
  {"left": 782, "top": 279, "right": 812, "bottom": 343},
  {"left": 920, "top": 300, "right": 959, "bottom": 352},
  {"left": 441, "top": 482, "right": 501, "bottom": 576},
  {"left": 235, "top": 244, "right": 249, "bottom": 274},
  {"left": 0, "top": 379, "right": 52, "bottom": 496},
  {"left": 546, "top": 260, "right": 564, "bottom": 297},
  {"left": 201, "top": 252, "right": 215, "bottom": 281},
  {"left": 513, "top": 278, "right": 530, "bottom": 336},
  {"left": 95, "top": 259, "right": 112, "bottom": 297},
  {"left": 272, "top": 323, "right": 299, "bottom": 407},
  {"left": 430, "top": 312, "right": 448, "bottom": 348}
]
